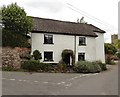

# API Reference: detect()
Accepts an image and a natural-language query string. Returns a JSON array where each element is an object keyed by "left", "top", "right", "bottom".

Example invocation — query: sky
[{"left": 0, "top": 0, "right": 119, "bottom": 42}]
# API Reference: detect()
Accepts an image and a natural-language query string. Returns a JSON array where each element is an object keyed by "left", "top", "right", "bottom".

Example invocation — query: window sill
[
  {"left": 43, "top": 43, "right": 54, "bottom": 45},
  {"left": 43, "top": 60, "right": 54, "bottom": 62},
  {"left": 78, "top": 44, "right": 86, "bottom": 46}
]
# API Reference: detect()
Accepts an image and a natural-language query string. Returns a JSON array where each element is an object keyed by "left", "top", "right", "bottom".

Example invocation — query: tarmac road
[{"left": 2, "top": 63, "right": 118, "bottom": 95}]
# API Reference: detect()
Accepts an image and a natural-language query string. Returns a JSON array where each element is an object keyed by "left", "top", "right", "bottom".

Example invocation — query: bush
[
  {"left": 105, "top": 43, "right": 117, "bottom": 55},
  {"left": 2, "top": 66, "right": 18, "bottom": 71},
  {"left": 21, "top": 60, "right": 53, "bottom": 72},
  {"left": 95, "top": 61, "right": 107, "bottom": 71},
  {"left": 116, "top": 52, "right": 120, "bottom": 59},
  {"left": 38, "top": 63, "right": 53, "bottom": 72},
  {"left": 21, "top": 60, "right": 40, "bottom": 71},
  {"left": 108, "top": 61, "right": 116, "bottom": 65},
  {"left": 105, "top": 54, "right": 116, "bottom": 65},
  {"left": 74, "top": 61, "right": 101, "bottom": 73},
  {"left": 105, "top": 54, "right": 112, "bottom": 64},
  {"left": 33, "top": 50, "right": 42, "bottom": 60},
  {"left": 56, "top": 60, "right": 67, "bottom": 72}
]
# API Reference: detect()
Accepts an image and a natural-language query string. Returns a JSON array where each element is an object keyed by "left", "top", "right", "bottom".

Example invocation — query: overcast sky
[{"left": 0, "top": 0, "right": 119, "bottom": 42}]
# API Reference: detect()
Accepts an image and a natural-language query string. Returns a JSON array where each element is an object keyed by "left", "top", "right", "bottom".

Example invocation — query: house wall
[
  {"left": 75, "top": 36, "right": 96, "bottom": 63},
  {"left": 32, "top": 32, "right": 105, "bottom": 63},
  {"left": 95, "top": 32, "right": 105, "bottom": 63},
  {"left": 31, "top": 33, "right": 74, "bottom": 63}
]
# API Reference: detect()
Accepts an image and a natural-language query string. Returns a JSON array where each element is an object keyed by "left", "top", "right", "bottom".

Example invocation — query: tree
[
  {"left": 104, "top": 43, "right": 117, "bottom": 55},
  {"left": 2, "top": 3, "right": 32, "bottom": 47},
  {"left": 115, "top": 39, "right": 120, "bottom": 50}
]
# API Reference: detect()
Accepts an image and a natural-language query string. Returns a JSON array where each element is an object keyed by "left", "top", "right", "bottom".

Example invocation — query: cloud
[{"left": 24, "top": 0, "right": 65, "bottom": 13}]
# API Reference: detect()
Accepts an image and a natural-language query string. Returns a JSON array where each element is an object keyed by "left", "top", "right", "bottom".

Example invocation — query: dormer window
[
  {"left": 79, "top": 37, "right": 86, "bottom": 46},
  {"left": 44, "top": 34, "right": 53, "bottom": 44}
]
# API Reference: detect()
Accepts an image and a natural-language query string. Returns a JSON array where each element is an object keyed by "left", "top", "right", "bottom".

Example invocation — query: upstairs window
[
  {"left": 79, "top": 37, "right": 86, "bottom": 46},
  {"left": 44, "top": 34, "right": 53, "bottom": 44},
  {"left": 78, "top": 53, "right": 85, "bottom": 61},
  {"left": 44, "top": 51, "right": 53, "bottom": 61}
]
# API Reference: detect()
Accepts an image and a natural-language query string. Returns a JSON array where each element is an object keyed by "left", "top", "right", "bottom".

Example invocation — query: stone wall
[{"left": 2, "top": 47, "right": 31, "bottom": 69}]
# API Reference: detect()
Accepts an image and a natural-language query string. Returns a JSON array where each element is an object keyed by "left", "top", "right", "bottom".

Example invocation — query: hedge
[{"left": 74, "top": 61, "right": 102, "bottom": 73}]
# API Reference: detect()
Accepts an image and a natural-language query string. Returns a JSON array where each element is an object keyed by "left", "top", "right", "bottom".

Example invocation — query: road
[{"left": 2, "top": 63, "right": 118, "bottom": 95}]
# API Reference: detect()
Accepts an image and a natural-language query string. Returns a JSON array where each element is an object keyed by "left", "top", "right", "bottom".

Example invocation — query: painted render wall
[
  {"left": 32, "top": 33, "right": 105, "bottom": 63},
  {"left": 95, "top": 32, "right": 105, "bottom": 63},
  {"left": 31, "top": 33, "right": 74, "bottom": 63},
  {"left": 75, "top": 36, "right": 96, "bottom": 63}
]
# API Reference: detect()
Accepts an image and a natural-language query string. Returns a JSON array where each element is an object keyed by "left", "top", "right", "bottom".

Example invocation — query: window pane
[
  {"left": 44, "top": 52, "right": 53, "bottom": 61},
  {"left": 44, "top": 34, "right": 53, "bottom": 44},
  {"left": 78, "top": 53, "right": 85, "bottom": 61},
  {"left": 79, "top": 37, "right": 86, "bottom": 45}
]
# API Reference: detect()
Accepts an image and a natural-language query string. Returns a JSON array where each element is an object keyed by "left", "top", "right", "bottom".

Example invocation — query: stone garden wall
[{"left": 2, "top": 47, "right": 31, "bottom": 69}]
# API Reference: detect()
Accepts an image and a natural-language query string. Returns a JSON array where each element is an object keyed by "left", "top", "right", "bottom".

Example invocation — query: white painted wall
[
  {"left": 75, "top": 36, "right": 96, "bottom": 63},
  {"left": 95, "top": 32, "right": 105, "bottom": 63},
  {"left": 32, "top": 32, "right": 105, "bottom": 63},
  {"left": 31, "top": 33, "right": 74, "bottom": 63}
]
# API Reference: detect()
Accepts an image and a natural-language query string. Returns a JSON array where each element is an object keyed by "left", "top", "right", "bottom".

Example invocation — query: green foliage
[
  {"left": 115, "top": 39, "right": 120, "bottom": 49},
  {"left": 21, "top": 60, "right": 53, "bottom": 72},
  {"left": 33, "top": 50, "right": 42, "bottom": 60},
  {"left": 106, "top": 60, "right": 116, "bottom": 65},
  {"left": 105, "top": 54, "right": 116, "bottom": 65},
  {"left": 105, "top": 43, "right": 117, "bottom": 55},
  {"left": 56, "top": 60, "right": 67, "bottom": 72},
  {"left": 2, "top": 3, "right": 32, "bottom": 34},
  {"left": 74, "top": 61, "right": 101, "bottom": 73},
  {"left": 116, "top": 52, "right": 120, "bottom": 59},
  {"left": 94, "top": 61, "right": 107, "bottom": 71},
  {"left": 2, "top": 3, "right": 32, "bottom": 47},
  {"left": 2, "top": 66, "right": 18, "bottom": 71},
  {"left": 21, "top": 60, "right": 40, "bottom": 71},
  {"left": 38, "top": 63, "right": 53, "bottom": 72},
  {"left": 2, "top": 29, "right": 30, "bottom": 47},
  {"left": 61, "top": 49, "right": 75, "bottom": 65}
]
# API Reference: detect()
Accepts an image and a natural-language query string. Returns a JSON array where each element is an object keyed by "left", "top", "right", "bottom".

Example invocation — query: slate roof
[{"left": 31, "top": 16, "right": 105, "bottom": 37}]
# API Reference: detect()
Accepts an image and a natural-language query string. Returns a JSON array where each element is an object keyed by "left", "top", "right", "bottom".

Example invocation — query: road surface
[{"left": 2, "top": 63, "right": 118, "bottom": 95}]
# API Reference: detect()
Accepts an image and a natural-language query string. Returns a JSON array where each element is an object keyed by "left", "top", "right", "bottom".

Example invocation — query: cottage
[{"left": 31, "top": 16, "right": 105, "bottom": 65}]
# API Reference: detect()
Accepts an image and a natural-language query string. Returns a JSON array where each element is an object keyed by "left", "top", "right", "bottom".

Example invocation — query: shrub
[
  {"left": 105, "top": 54, "right": 112, "bottom": 64},
  {"left": 56, "top": 60, "right": 67, "bottom": 72},
  {"left": 33, "top": 50, "right": 42, "bottom": 60},
  {"left": 2, "top": 66, "right": 18, "bottom": 71},
  {"left": 105, "top": 43, "right": 117, "bottom": 55},
  {"left": 116, "top": 52, "right": 120, "bottom": 59},
  {"left": 61, "top": 49, "right": 75, "bottom": 66},
  {"left": 74, "top": 61, "right": 101, "bottom": 73},
  {"left": 105, "top": 54, "right": 116, "bottom": 65},
  {"left": 38, "top": 63, "right": 53, "bottom": 72},
  {"left": 108, "top": 61, "right": 116, "bottom": 65},
  {"left": 95, "top": 61, "right": 107, "bottom": 71},
  {"left": 21, "top": 60, "right": 40, "bottom": 71}
]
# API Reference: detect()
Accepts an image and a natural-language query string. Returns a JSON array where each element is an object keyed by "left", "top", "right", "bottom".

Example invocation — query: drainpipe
[{"left": 74, "top": 35, "right": 76, "bottom": 64}]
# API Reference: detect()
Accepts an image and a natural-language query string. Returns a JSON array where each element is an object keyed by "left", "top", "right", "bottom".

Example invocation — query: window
[
  {"left": 78, "top": 53, "right": 85, "bottom": 61},
  {"left": 44, "top": 34, "right": 53, "bottom": 44},
  {"left": 44, "top": 51, "right": 53, "bottom": 61},
  {"left": 79, "top": 37, "right": 86, "bottom": 45}
]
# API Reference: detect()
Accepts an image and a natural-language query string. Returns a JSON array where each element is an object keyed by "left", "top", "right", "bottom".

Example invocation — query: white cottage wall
[
  {"left": 31, "top": 33, "right": 74, "bottom": 63},
  {"left": 95, "top": 32, "right": 105, "bottom": 63},
  {"left": 32, "top": 32, "right": 105, "bottom": 63},
  {"left": 75, "top": 36, "right": 96, "bottom": 62}
]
